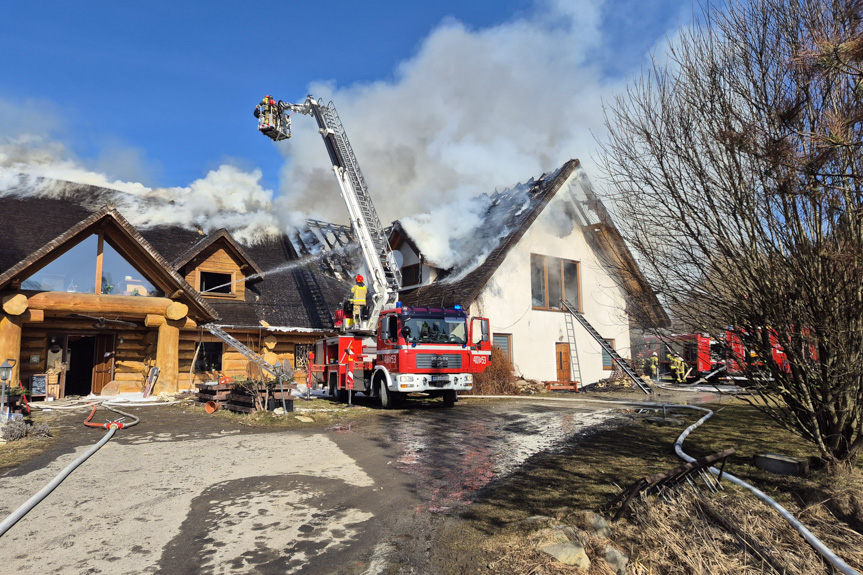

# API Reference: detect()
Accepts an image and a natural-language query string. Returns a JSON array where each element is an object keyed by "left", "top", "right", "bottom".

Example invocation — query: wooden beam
[
  {"left": 165, "top": 301, "right": 189, "bottom": 321},
  {"left": 144, "top": 314, "right": 196, "bottom": 329},
  {"left": 20, "top": 309, "right": 44, "bottom": 323},
  {"left": 2, "top": 293, "right": 28, "bottom": 316},
  {"left": 28, "top": 292, "right": 172, "bottom": 315},
  {"left": 95, "top": 232, "right": 104, "bottom": 295}
]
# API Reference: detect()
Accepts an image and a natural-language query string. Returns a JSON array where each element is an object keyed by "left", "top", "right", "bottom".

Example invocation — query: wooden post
[
  {"left": 155, "top": 319, "right": 181, "bottom": 393},
  {"left": 0, "top": 315, "right": 23, "bottom": 385}
]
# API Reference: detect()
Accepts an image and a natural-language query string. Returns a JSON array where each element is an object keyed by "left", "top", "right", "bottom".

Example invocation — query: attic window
[{"left": 200, "top": 272, "right": 233, "bottom": 295}]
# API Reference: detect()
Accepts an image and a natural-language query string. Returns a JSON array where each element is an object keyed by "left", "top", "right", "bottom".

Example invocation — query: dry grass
[{"left": 439, "top": 399, "right": 863, "bottom": 574}]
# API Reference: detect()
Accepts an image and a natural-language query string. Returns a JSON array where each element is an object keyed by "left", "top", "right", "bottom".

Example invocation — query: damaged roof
[
  {"left": 397, "top": 159, "right": 669, "bottom": 327},
  {"left": 0, "top": 179, "right": 352, "bottom": 331},
  {"left": 399, "top": 159, "right": 580, "bottom": 308}
]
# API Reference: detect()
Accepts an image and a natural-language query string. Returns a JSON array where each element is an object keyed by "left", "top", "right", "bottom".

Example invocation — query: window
[
  {"left": 21, "top": 233, "right": 162, "bottom": 296},
  {"left": 530, "top": 254, "right": 579, "bottom": 311},
  {"left": 294, "top": 344, "right": 312, "bottom": 370},
  {"left": 402, "top": 264, "right": 422, "bottom": 286},
  {"left": 195, "top": 342, "right": 223, "bottom": 372},
  {"left": 602, "top": 338, "right": 615, "bottom": 370},
  {"left": 200, "top": 272, "right": 233, "bottom": 295},
  {"left": 493, "top": 333, "right": 513, "bottom": 363}
]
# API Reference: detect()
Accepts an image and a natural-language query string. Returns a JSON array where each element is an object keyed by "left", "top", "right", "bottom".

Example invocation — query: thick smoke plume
[
  {"left": 278, "top": 0, "right": 626, "bottom": 226},
  {"left": 1, "top": 0, "right": 668, "bottom": 267}
]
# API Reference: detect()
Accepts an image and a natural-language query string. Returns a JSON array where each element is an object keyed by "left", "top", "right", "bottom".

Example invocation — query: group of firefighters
[{"left": 646, "top": 351, "right": 688, "bottom": 383}]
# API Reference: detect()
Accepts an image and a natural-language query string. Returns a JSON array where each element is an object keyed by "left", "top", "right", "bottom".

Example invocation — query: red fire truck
[
  {"left": 643, "top": 327, "right": 816, "bottom": 383},
  {"left": 256, "top": 95, "right": 491, "bottom": 407}
]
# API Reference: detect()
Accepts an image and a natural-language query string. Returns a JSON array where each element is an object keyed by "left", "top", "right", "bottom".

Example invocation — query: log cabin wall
[
  {"left": 18, "top": 322, "right": 152, "bottom": 396},
  {"left": 178, "top": 330, "right": 315, "bottom": 387},
  {"left": 183, "top": 244, "right": 246, "bottom": 301}
]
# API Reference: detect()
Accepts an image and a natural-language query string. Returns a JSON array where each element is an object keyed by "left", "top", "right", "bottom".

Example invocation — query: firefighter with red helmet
[
  {"left": 350, "top": 274, "right": 367, "bottom": 326},
  {"left": 254, "top": 95, "right": 276, "bottom": 131}
]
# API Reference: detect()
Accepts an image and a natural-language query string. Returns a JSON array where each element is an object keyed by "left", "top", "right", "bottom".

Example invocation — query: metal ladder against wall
[
  {"left": 563, "top": 310, "right": 584, "bottom": 386},
  {"left": 560, "top": 300, "right": 653, "bottom": 394},
  {"left": 316, "top": 101, "right": 402, "bottom": 298},
  {"left": 203, "top": 324, "right": 294, "bottom": 380}
]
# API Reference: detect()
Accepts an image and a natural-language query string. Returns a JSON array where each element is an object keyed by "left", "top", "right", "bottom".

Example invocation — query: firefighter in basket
[
  {"left": 350, "top": 275, "right": 367, "bottom": 327},
  {"left": 254, "top": 95, "right": 276, "bottom": 131}
]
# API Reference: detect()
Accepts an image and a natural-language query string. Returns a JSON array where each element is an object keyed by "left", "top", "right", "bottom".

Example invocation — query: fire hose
[
  {"left": 470, "top": 394, "right": 860, "bottom": 575},
  {"left": 0, "top": 403, "right": 139, "bottom": 538}
]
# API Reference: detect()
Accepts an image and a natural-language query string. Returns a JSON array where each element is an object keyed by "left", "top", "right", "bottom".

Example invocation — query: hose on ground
[
  {"left": 673, "top": 405, "right": 861, "bottom": 575},
  {"left": 468, "top": 394, "right": 860, "bottom": 574},
  {"left": 0, "top": 404, "right": 139, "bottom": 538}
]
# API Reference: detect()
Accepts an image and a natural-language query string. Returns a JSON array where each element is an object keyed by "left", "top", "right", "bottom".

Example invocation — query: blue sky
[{"left": 0, "top": 0, "right": 689, "bottom": 233}]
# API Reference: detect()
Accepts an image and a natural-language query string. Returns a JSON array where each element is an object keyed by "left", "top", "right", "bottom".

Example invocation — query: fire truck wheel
[
  {"left": 443, "top": 390, "right": 456, "bottom": 407},
  {"left": 379, "top": 379, "right": 394, "bottom": 408}
]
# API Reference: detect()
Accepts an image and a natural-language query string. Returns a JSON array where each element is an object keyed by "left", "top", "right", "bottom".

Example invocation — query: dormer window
[{"left": 199, "top": 271, "right": 233, "bottom": 295}]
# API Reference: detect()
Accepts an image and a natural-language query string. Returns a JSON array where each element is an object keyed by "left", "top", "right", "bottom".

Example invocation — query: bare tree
[{"left": 600, "top": 0, "right": 863, "bottom": 465}]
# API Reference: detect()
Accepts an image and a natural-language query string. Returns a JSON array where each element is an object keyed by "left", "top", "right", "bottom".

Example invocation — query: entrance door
[
  {"left": 66, "top": 336, "right": 96, "bottom": 396},
  {"left": 92, "top": 334, "right": 116, "bottom": 395},
  {"left": 555, "top": 342, "right": 571, "bottom": 382}
]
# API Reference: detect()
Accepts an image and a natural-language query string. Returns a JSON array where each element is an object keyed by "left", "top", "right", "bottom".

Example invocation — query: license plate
[{"left": 430, "top": 375, "right": 449, "bottom": 382}]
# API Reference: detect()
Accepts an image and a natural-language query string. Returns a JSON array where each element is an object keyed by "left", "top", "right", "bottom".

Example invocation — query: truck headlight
[
  {"left": 463, "top": 374, "right": 473, "bottom": 383},
  {"left": 398, "top": 374, "right": 414, "bottom": 382}
]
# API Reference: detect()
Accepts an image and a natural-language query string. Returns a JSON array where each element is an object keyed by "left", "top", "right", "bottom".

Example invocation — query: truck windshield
[{"left": 403, "top": 316, "right": 467, "bottom": 344}]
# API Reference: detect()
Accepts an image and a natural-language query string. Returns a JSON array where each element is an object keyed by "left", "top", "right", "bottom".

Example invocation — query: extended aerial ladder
[{"left": 261, "top": 96, "right": 401, "bottom": 332}]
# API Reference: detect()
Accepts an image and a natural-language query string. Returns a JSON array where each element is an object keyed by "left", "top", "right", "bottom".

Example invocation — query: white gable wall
[{"left": 474, "top": 173, "right": 632, "bottom": 385}]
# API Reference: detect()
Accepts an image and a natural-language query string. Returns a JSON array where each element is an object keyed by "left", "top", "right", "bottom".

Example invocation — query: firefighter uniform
[
  {"left": 649, "top": 353, "right": 659, "bottom": 381},
  {"left": 667, "top": 353, "right": 685, "bottom": 383},
  {"left": 350, "top": 275, "right": 367, "bottom": 325}
]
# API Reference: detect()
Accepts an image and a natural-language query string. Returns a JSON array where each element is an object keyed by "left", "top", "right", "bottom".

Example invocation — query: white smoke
[
  {"left": 1, "top": 0, "right": 676, "bottom": 265},
  {"left": 278, "top": 0, "right": 620, "bottom": 225},
  {"left": 0, "top": 134, "right": 304, "bottom": 244}
]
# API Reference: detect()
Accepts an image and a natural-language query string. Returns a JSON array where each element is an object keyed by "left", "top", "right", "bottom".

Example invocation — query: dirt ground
[{"left": 0, "top": 390, "right": 644, "bottom": 574}]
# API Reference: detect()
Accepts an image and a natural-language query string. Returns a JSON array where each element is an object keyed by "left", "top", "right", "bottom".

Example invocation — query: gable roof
[
  {"left": 397, "top": 159, "right": 670, "bottom": 327},
  {"left": 0, "top": 197, "right": 218, "bottom": 321},
  {"left": 399, "top": 159, "right": 580, "bottom": 307},
  {"left": 171, "top": 228, "right": 264, "bottom": 278},
  {"left": 0, "top": 180, "right": 351, "bottom": 331}
]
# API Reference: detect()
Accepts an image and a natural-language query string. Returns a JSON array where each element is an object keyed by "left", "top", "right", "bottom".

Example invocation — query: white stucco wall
[{"left": 474, "top": 173, "right": 632, "bottom": 385}]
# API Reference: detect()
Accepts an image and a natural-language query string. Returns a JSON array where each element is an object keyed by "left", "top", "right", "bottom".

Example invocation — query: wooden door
[
  {"left": 555, "top": 342, "right": 571, "bottom": 382},
  {"left": 92, "top": 334, "right": 116, "bottom": 395}
]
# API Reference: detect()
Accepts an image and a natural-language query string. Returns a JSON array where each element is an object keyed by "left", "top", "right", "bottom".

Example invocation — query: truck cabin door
[
  {"left": 470, "top": 317, "right": 490, "bottom": 350},
  {"left": 378, "top": 315, "right": 400, "bottom": 347}
]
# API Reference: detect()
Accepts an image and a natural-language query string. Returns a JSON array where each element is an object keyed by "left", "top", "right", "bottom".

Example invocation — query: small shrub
[
  {"left": 1, "top": 420, "right": 52, "bottom": 442},
  {"left": 468, "top": 346, "right": 520, "bottom": 395}
]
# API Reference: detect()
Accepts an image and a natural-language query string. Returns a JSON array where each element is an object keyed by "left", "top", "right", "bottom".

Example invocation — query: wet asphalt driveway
[{"left": 0, "top": 396, "right": 623, "bottom": 574}]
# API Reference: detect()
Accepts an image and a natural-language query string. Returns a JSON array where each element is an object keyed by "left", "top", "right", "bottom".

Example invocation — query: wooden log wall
[
  {"left": 18, "top": 323, "right": 152, "bottom": 394},
  {"left": 178, "top": 330, "right": 316, "bottom": 388}
]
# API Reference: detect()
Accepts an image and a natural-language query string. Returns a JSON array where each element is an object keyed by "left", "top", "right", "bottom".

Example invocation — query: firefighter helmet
[{"left": 356, "top": 274, "right": 364, "bottom": 283}]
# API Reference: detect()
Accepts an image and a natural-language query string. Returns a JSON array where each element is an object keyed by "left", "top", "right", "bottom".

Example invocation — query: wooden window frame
[
  {"left": 530, "top": 254, "right": 581, "bottom": 312},
  {"left": 198, "top": 269, "right": 237, "bottom": 298}
]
